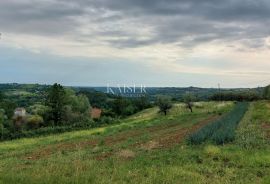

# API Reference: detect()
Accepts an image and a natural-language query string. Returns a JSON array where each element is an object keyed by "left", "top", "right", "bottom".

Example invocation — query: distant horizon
[{"left": 0, "top": 82, "right": 266, "bottom": 89}]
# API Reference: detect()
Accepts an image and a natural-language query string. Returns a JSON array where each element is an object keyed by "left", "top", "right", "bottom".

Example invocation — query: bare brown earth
[
  {"left": 25, "top": 115, "right": 220, "bottom": 161},
  {"left": 139, "top": 115, "right": 220, "bottom": 150}
]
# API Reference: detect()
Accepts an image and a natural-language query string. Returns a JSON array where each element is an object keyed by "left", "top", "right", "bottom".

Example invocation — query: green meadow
[{"left": 0, "top": 101, "right": 270, "bottom": 184}]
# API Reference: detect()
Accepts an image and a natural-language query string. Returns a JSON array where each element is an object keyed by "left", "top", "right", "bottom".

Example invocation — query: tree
[
  {"left": 28, "top": 104, "right": 49, "bottom": 117},
  {"left": 0, "top": 109, "right": 5, "bottom": 140},
  {"left": 0, "top": 100, "right": 17, "bottom": 119},
  {"left": 112, "top": 97, "right": 130, "bottom": 116},
  {"left": 263, "top": 85, "right": 270, "bottom": 100},
  {"left": 68, "top": 93, "right": 90, "bottom": 114},
  {"left": 183, "top": 93, "right": 196, "bottom": 113},
  {"left": 156, "top": 96, "right": 172, "bottom": 115},
  {"left": 46, "top": 83, "right": 67, "bottom": 126},
  {"left": 26, "top": 115, "right": 44, "bottom": 129},
  {"left": 79, "top": 91, "right": 108, "bottom": 108},
  {"left": 133, "top": 96, "right": 151, "bottom": 111},
  {"left": 0, "top": 91, "right": 3, "bottom": 102}
]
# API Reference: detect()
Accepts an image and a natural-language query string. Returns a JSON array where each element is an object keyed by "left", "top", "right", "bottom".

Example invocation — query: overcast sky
[{"left": 0, "top": 0, "right": 270, "bottom": 87}]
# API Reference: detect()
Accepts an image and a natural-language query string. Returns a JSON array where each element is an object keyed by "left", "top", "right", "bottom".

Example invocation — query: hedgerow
[{"left": 188, "top": 102, "right": 249, "bottom": 145}]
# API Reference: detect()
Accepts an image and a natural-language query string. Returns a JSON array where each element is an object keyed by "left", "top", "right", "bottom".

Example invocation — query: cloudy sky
[{"left": 0, "top": 0, "right": 270, "bottom": 87}]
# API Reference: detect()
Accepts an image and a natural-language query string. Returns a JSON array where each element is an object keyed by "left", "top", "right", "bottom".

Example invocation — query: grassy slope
[{"left": 0, "top": 101, "right": 269, "bottom": 183}]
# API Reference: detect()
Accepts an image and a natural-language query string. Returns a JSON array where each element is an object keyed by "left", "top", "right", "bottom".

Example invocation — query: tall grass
[{"left": 188, "top": 102, "right": 249, "bottom": 145}]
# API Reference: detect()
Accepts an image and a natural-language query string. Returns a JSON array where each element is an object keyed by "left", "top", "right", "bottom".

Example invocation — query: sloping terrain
[{"left": 0, "top": 101, "right": 270, "bottom": 184}]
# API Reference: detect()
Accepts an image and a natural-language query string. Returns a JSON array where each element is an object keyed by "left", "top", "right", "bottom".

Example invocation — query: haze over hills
[{"left": 0, "top": 83, "right": 264, "bottom": 101}]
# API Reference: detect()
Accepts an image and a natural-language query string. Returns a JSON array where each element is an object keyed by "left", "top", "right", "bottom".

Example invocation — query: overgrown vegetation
[
  {"left": 263, "top": 85, "right": 270, "bottom": 100},
  {"left": 188, "top": 102, "right": 249, "bottom": 145},
  {"left": 210, "top": 91, "right": 261, "bottom": 101},
  {"left": 0, "top": 83, "right": 153, "bottom": 140}
]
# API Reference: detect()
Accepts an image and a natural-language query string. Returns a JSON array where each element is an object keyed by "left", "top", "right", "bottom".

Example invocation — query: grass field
[{"left": 0, "top": 101, "right": 270, "bottom": 184}]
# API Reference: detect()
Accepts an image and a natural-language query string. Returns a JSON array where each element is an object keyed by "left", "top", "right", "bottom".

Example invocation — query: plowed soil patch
[
  {"left": 140, "top": 116, "right": 220, "bottom": 149},
  {"left": 25, "top": 115, "right": 220, "bottom": 160}
]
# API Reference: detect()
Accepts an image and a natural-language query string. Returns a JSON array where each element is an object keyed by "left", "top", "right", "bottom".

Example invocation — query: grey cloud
[{"left": 0, "top": 0, "right": 270, "bottom": 49}]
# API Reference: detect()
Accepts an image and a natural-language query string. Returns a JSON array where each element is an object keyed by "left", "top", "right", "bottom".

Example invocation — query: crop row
[{"left": 188, "top": 102, "right": 249, "bottom": 145}]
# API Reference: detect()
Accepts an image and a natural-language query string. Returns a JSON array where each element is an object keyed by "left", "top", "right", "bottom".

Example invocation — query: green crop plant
[{"left": 188, "top": 102, "right": 249, "bottom": 145}]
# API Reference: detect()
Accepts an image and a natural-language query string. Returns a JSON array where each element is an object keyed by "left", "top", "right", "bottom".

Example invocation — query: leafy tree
[
  {"left": 0, "top": 109, "right": 5, "bottom": 139},
  {"left": 156, "top": 96, "right": 172, "bottom": 115},
  {"left": 65, "top": 89, "right": 90, "bottom": 114},
  {"left": 123, "top": 104, "right": 136, "bottom": 116},
  {"left": 183, "top": 93, "right": 196, "bottom": 113},
  {"left": 76, "top": 95, "right": 91, "bottom": 113},
  {"left": 263, "top": 85, "right": 270, "bottom": 100},
  {"left": 0, "top": 100, "right": 17, "bottom": 119},
  {"left": 0, "top": 91, "right": 3, "bottom": 102},
  {"left": 112, "top": 97, "right": 129, "bottom": 116},
  {"left": 46, "top": 83, "right": 67, "bottom": 126},
  {"left": 79, "top": 90, "right": 108, "bottom": 108},
  {"left": 133, "top": 96, "right": 151, "bottom": 111},
  {"left": 26, "top": 115, "right": 44, "bottom": 129},
  {"left": 28, "top": 104, "right": 49, "bottom": 117}
]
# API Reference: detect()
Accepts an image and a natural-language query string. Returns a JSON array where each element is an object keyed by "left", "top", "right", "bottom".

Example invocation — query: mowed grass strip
[{"left": 188, "top": 102, "right": 249, "bottom": 145}]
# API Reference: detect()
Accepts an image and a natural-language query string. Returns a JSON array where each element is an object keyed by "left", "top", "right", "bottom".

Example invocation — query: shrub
[
  {"left": 156, "top": 96, "right": 172, "bottom": 115},
  {"left": 204, "top": 145, "right": 221, "bottom": 157},
  {"left": 26, "top": 115, "right": 44, "bottom": 129}
]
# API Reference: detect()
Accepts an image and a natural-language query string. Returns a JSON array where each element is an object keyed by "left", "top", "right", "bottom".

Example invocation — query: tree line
[{"left": 0, "top": 83, "right": 152, "bottom": 140}]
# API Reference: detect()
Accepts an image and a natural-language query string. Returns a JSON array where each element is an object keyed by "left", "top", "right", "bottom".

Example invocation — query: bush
[
  {"left": 26, "top": 115, "right": 44, "bottom": 129},
  {"left": 0, "top": 118, "right": 97, "bottom": 141},
  {"left": 156, "top": 96, "right": 172, "bottom": 115}
]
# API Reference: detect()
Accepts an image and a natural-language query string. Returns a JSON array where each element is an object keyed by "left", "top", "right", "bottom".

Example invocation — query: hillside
[
  {"left": 0, "top": 83, "right": 263, "bottom": 105},
  {"left": 0, "top": 101, "right": 269, "bottom": 183}
]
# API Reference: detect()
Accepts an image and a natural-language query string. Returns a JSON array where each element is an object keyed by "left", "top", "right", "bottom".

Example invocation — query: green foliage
[
  {"left": 133, "top": 96, "right": 152, "bottom": 111},
  {"left": 0, "top": 109, "right": 5, "bottom": 124},
  {"left": 27, "top": 104, "right": 49, "bottom": 117},
  {"left": 74, "top": 94, "right": 91, "bottom": 113},
  {"left": 110, "top": 96, "right": 151, "bottom": 117},
  {"left": 0, "top": 100, "right": 17, "bottom": 119},
  {"left": 210, "top": 91, "right": 261, "bottom": 101},
  {"left": 156, "top": 96, "right": 172, "bottom": 115},
  {"left": 236, "top": 102, "right": 267, "bottom": 149},
  {"left": 0, "top": 101, "right": 269, "bottom": 184},
  {"left": 188, "top": 102, "right": 249, "bottom": 145},
  {"left": 0, "top": 91, "right": 4, "bottom": 101},
  {"left": 112, "top": 97, "right": 130, "bottom": 116},
  {"left": 26, "top": 115, "right": 44, "bottom": 129},
  {"left": 79, "top": 90, "right": 108, "bottom": 108},
  {"left": 0, "top": 109, "right": 6, "bottom": 140},
  {"left": 263, "top": 85, "right": 270, "bottom": 99},
  {"left": 45, "top": 83, "right": 67, "bottom": 126},
  {"left": 183, "top": 93, "right": 196, "bottom": 112}
]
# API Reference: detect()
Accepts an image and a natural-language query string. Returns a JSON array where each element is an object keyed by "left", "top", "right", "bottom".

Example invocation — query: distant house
[
  {"left": 14, "top": 108, "right": 26, "bottom": 117},
  {"left": 91, "top": 108, "right": 102, "bottom": 119}
]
